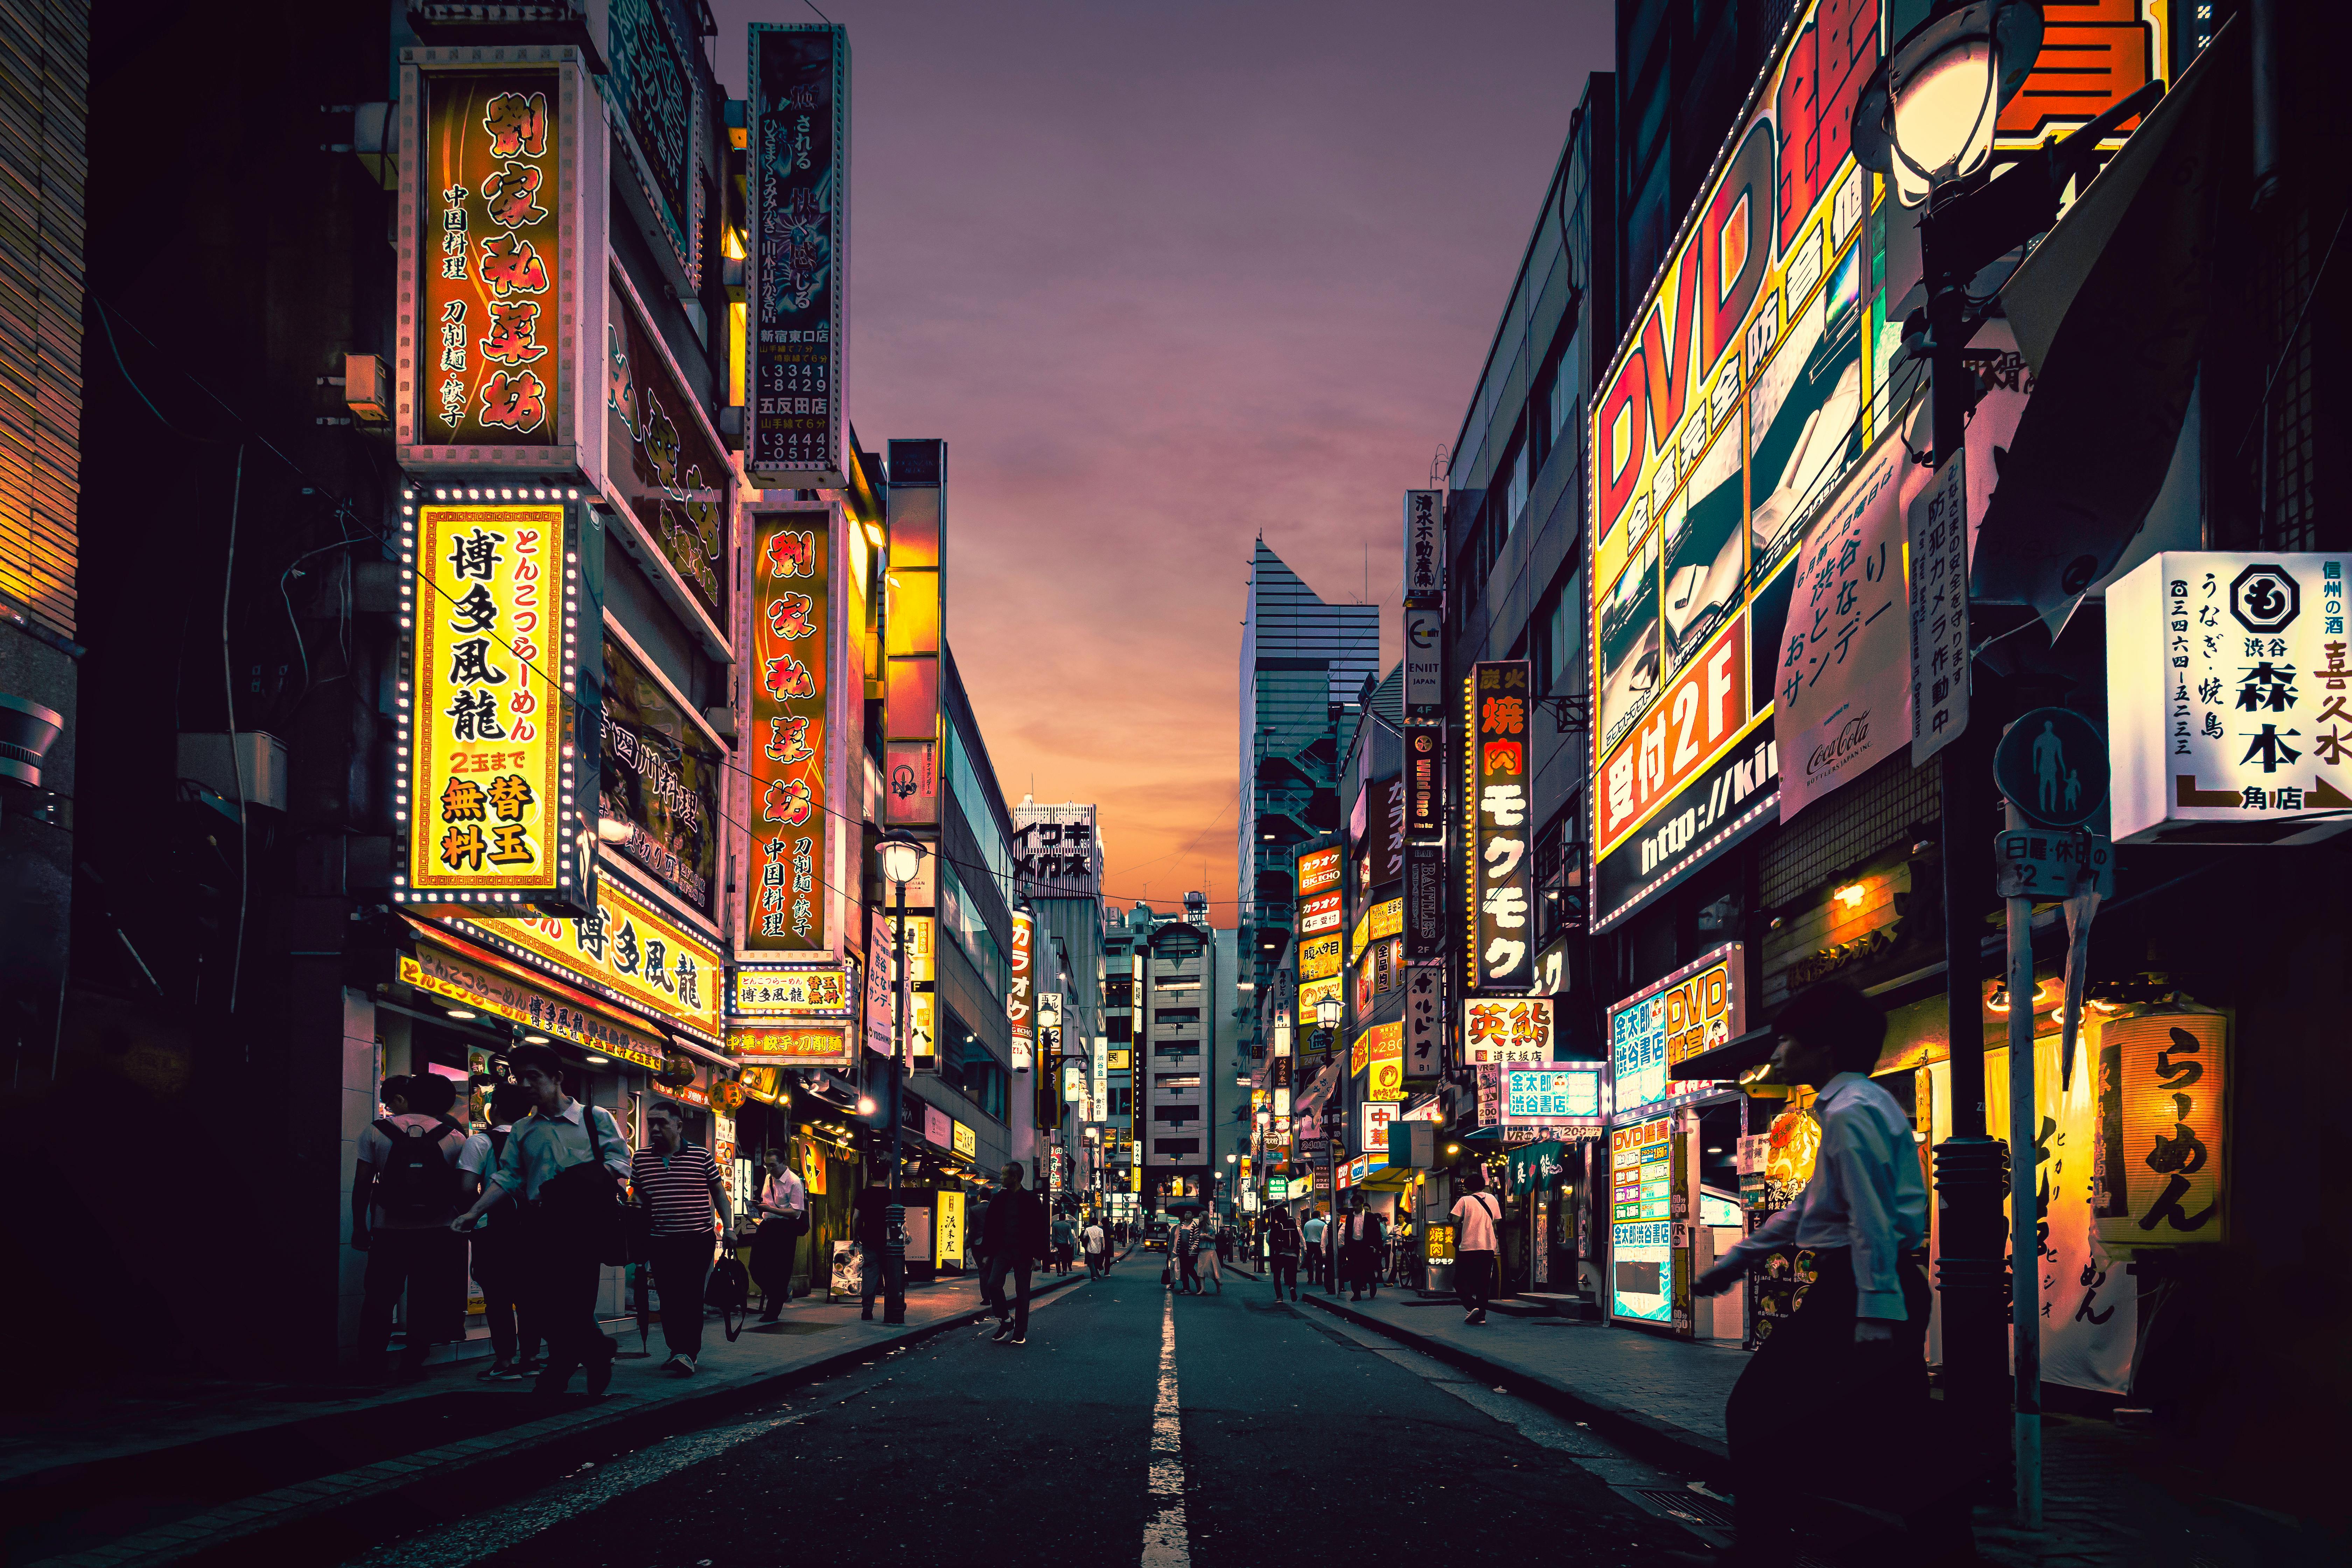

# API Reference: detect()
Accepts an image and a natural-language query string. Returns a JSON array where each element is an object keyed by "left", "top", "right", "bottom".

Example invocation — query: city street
[{"left": 346, "top": 1274, "right": 1701, "bottom": 1568}]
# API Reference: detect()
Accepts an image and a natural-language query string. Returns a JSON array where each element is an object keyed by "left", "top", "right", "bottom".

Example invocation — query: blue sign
[{"left": 1993, "top": 707, "right": 2109, "bottom": 829}]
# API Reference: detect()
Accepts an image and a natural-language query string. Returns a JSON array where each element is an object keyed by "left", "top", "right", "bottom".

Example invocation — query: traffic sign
[
  {"left": 1993, "top": 707, "right": 2108, "bottom": 829},
  {"left": 1992, "top": 829, "right": 2115, "bottom": 899}
]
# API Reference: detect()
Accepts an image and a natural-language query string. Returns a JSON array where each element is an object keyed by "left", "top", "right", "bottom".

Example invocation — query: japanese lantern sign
[
  {"left": 745, "top": 508, "right": 833, "bottom": 952},
  {"left": 2095, "top": 1011, "right": 2226, "bottom": 1251},
  {"left": 1467, "top": 660, "right": 1534, "bottom": 990}
]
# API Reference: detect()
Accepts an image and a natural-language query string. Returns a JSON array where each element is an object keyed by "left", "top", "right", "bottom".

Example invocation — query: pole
[
  {"left": 2004, "top": 814, "right": 2043, "bottom": 1527},
  {"left": 888, "top": 876, "right": 908, "bottom": 1322}
]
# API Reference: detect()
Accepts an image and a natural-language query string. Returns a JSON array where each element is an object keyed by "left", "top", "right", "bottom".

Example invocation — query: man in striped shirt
[{"left": 632, "top": 1100, "right": 733, "bottom": 1375}]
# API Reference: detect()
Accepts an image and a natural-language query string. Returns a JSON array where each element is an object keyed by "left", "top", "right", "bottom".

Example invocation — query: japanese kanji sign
[
  {"left": 402, "top": 946, "right": 665, "bottom": 1071},
  {"left": 747, "top": 23, "right": 849, "bottom": 488},
  {"left": 1776, "top": 429, "right": 1908, "bottom": 821},
  {"left": 606, "top": 0, "right": 705, "bottom": 285},
  {"left": 2108, "top": 553, "right": 2352, "bottom": 844},
  {"left": 1358, "top": 1021, "right": 1404, "bottom": 1102},
  {"left": 746, "top": 507, "right": 834, "bottom": 952},
  {"left": 2095, "top": 1011, "right": 2226, "bottom": 1250},
  {"left": 1464, "top": 997, "right": 1552, "bottom": 1065},
  {"left": 1403, "top": 489, "right": 1445, "bottom": 598},
  {"left": 410, "top": 68, "right": 568, "bottom": 455},
  {"left": 1608, "top": 943, "right": 1741, "bottom": 1118},
  {"left": 731, "top": 963, "right": 854, "bottom": 1017},
  {"left": 469, "top": 873, "right": 722, "bottom": 1038},
  {"left": 1467, "top": 660, "right": 1534, "bottom": 990},
  {"left": 601, "top": 637, "right": 721, "bottom": 916},
  {"left": 1402, "top": 961, "right": 1444, "bottom": 1079},
  {"left": 1008, "top": 908, "right": 1035, "bottom": 1071},
  {"left": 401, "top": 503, "right": 577, "bottom": 910},
  {"left": 728, "top": 1024, "right": 852, "bottom": 1066},
  {"left": 1909, "top": 449, "right": 1970, "bottom": 766},
  {"left": 1505, "top": 1065, "right": 1602, "bottom": 1125},
  {"left": 608, "top": 273, "right": 729, "bottom": 628}
]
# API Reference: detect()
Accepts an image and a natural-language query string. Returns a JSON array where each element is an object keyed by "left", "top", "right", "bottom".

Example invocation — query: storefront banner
[
  {"left": 747, "top": 22, "right": 849, "bottom": 488},
  {"left": 401, "top": 946, "right": 664, "bottom": 1071},
  {"left": 1610, "top": 1116, "right": 1674, "bottom": 1323},
  {"left": 745, "top": 506, "right": 835, "bottom": 952},
  {"left": 1464, "top": 997, "right": 1552, "bottom": 1065},
  {"left": 398, "top": 502, "right": 584, "bottom": 912},
  {"left": 1403, "top": 962, "right": 1444, "bottom": 1080},
  {"left": 936, "top": 1189, "right": 965, "bottom": 1265},
  {"left": 608, "top": 271, "right": 729, "bottom": 625},
  {"left": 1607, "top": 943, "right": 1742, "bottom": 1119},
  {"left": 470, "top": 872, "right": 722, "bottom": 1037},
  {"left": 1467, "top": 660, "right": 1535, "bottom": 990},
  {"left": 2108, "top": 553, "right": 2352, "bottom": 844},
  {"left": 865, "top": 909, "right": 896, "bottom": 1055},
  {"left": 726, "top": 1024, "right": 850, "bottom": 1066},
  {"left": 731, "top": 962, "right": 854, "bottom": 1017},
  {"left": 1008, "top": 909, "right": 1035, "bottom": 1069},
  {"left": 1775, "top": 430, "right": 1910, "bottom": 821},
  {"left": 951, "top": 1118, "right": 977, "bottom": 1160},
  {"left": 1504, "top": 1066, "right": 1603, "bottom": 1125},
  {"left": 1593, "top": 717, "right": 1778, "bottom": 932},
  {"left": 606, "top": 0, "right": 705, "bottom": 284},
  {"left": 1405, "top": 723, "right": 1445, "bottom": 841},
  {"left": 2094, "top": 1011, "right": 2227, "bottom": 1250},
  {"left": 601, "top": 634, "right": 722, "bottom": 915},
  {"left": 1403, "top": 489, "right": 1446, "bottom": 600}
]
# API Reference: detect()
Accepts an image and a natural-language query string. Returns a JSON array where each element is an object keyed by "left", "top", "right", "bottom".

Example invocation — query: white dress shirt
[
  {"left": 761, "top": 1166, "right": 807, "bottom": 1217},
  {"left": 1721, "top": 1071, "right": 1928, "bottom": 1320}
]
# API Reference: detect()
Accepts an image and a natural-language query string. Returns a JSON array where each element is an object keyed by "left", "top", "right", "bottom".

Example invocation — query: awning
[
  {"left": 1971, "top": 27, "right": 2231, "bottom": 623},
  {"left": 399, "top": 929, "right": 669, "bottom": 1073},
  {"left": 1506, "top": 1140, "right": 1571, "bottom": 1197},
  {"left": 1669, "top": 1023, "right": 1775, "bottom": 1083}
]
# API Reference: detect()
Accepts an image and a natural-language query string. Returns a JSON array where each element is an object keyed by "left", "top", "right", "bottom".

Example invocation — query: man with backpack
[
  {"left": 458, "top": 1082, "right": 539, "bottom": 1380},
  {"left": 1265, "top": 1202, "right": 1303, "bottom": 1301},
  {"left": 1451, "top": 1168, "right": 1503, "bottom": 1325},
  {"left": 451, "top": 1044, "right": 632, "bottom": 1396},
  {"left": 353, "top": 1070, "right": 470, "bottom": 1382}
]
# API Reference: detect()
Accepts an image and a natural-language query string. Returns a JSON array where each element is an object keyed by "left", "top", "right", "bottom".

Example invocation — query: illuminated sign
[
  {"left": 1358, "top": 1022, "right": 1404, "bottom": 1102},
  {"left": 2096, "top": 1012, "right": 2226, "bottom": 1249},
  {"left": 1365, "top": 897, "right": 1403, "bottom": 944},
  {"left": 609, "top": 272, "right": 729, "bottom": 625},
  {"left": 747, "top": 23, "right": 849, "bottom": 488},
  {"left": 731, "top": 964, "right": 853, "bottom": 1017},
  {"left": 1405, "top": 722, "right": 1445, "bottom": 840},
  {"left": 1296, "top": 844, "right": 1342, "bottom": 897},
  {"left": 1608, "top": 943, "right": 1742, "bottom": 1118},
  {"left": 1008, "top": 908, "right": 1035, "bottom": 1069},
  {"left": 400, "top": 946, "right": 663, "bottom": 1071},
  {"left": 923, "top": 1104, "right": 952, "bottom": 1147},
  {"left": 728, "top": 1024, "right": 851, "bottom": 1066},
  {"left": 1464, "top": 997, "right": 1552, "bottom": 1065},
  {"left": 1467, "top": 661, "right": 1534, "bottom": 990},
  {"left": 607, "top": 0, "right": 705, "bottom": 284},
  {"left": 883, "top": 440, "right": 945, "bottom": 828},
  {"left": 936, "top": 1189, "right": 965, "bottom": 1265},
  {"left": 398, "top": 503, "right": 584, "bottom": 913},
  {"left": 1505, "top": 1066, "right": 1603, "bottom": 1125},
  {"left": 1359, "top": 1101, "right": 1397, "bottom": 1162},
  {"left": 1062, "top": 1062, "right": 1085, "bottom": 1103},
  {"left": 1297, "top": 932, "right": 1343, "bottom": 981},
  {"left": 746, "top": 506, "right": 834, "bottom": 952},
  {"left": 952, "top": 1118, "right": 977, "bottom": 1161},
  {"left": 1610, "top": 1115, "right": 1674, "bottom": 1323},
  {"left": 399, "top": 58, "right": 590, "bottom": 469},
  {"left": 2108, "top": 553, "right": 2352, "bottom": 845},
  {"left": 470, "top": 874, "right": 722, "bottom": 1037},
  {"left": 1300, "top": 889, "right": 1342, "bottom": 936}
]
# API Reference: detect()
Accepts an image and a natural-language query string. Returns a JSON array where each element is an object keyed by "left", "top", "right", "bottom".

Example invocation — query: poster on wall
[
  {"left": 601, "top": 637, "right": 721, "bottom": 916},
  {"left": 746, "top": 507, "right": 833, "bottom": 952},
  {"left": 1466, "top": 660, "right": 1534, "bottom": 991},
  {"left": 746, "top": 23, "right": 849, "bottom": 488}
]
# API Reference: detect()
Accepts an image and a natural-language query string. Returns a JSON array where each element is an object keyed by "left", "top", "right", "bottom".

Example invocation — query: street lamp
[
  {"left": 1316, "top": 993, "right": 1341, "bottom": 1033},
  {"left": 876, "top": 828, "right": 926, "bottom": 1324},
  {"left": 1853, "top": 0, "right": 2044, "bottom": 208}
]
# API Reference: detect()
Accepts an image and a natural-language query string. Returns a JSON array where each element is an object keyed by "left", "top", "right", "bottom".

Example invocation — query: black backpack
[{"left": 373, "top": 1117, "right": 462, "bottom": 1223}]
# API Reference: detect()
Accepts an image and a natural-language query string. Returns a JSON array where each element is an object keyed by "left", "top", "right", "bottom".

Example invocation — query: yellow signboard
[
  {"left": 1366, "top": 897, "right": 1403, "bottom": 942},
  {"left": 1108, "top": 1048, "right": 1131, "bottom": 1070},
  {"left": 951, "top": 1118, "right": 977, "bottom": 1160},
  {"left": 1297, "top": 974, "right": 1340, "bottom": 1026},
  {"left": 1297, "top": 932, "right": 1344, "bottom": 981},
  {"left": 727, "top": 1024, "right": 851, "bottom": 1066},
  {"left": 732, "top": 962, "right": 855, "bottom": 1017},
  {"left": 468, "top": 874, "right": 722, "bottom": 1036},
  {"left": 1358, "top": 1021, "right": 1404, "bottom": 1102},
  {"left": 400, "top": 947, "right": 664, "bottom": 1070},
  {"left": 937, "top": 1190, "right": 965, "bottom": 1265}
]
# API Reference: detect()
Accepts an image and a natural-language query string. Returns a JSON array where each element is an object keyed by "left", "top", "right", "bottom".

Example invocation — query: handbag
[{"left": 538, "top": 1107, "right": 628, "bottom": 1266}]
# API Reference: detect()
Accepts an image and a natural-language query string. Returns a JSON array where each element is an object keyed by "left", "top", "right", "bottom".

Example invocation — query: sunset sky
[{"left": 713, "top": 0, "right": 1613, "bottom": 923}]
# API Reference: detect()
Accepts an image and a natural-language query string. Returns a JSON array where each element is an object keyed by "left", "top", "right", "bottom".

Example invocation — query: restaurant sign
[{"left": 401, "top": 945, "right": 664, "bottom": 1071}]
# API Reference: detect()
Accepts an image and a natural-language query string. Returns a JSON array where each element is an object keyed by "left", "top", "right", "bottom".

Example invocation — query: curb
[
  {"left": 1296, "top": 1292, "right": 1732, "bottom": 1487},
  {"left": 29, "top": 1272, "right": 1088, "bottom": 1568}
]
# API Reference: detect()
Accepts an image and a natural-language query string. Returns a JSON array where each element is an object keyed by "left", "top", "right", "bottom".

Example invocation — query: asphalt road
[{"left": 346, "top": 1266, "right": 1712, "bottom": 1568}]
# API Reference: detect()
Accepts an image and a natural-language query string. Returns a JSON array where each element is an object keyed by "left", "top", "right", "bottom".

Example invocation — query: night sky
[{"left": 712, "top": 0, "right": 1613, "bottom": 920}]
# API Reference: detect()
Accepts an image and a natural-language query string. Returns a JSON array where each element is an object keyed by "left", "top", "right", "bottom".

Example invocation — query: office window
[
  {"left": 1507, "top": 442, "right": 1530, "bottom": 533},
  {"left": 1549, "top": 373, "right": 1573, "bottom": 450},
  {"left": 1156, "top": 1073, "right": 1202, "bottom": 1089},
  {"left": 1153, "top": 1105, "right": 1202, "bottom": 1125}
]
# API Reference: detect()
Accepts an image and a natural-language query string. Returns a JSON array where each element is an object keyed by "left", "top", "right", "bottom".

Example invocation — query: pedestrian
[
  {"left": 1343, "top": 1197, "right": 1385, "bottom": 1301},
  {"left": 1197, "top": 1215, "right": 1223, "bottom": 1294},
  {"left": 1322, "top": 1204, "right": 1343, "bottom": 1294},
  {"left": 853, "top": 1158, "right": 907, "bottom": 1323},
  {"left": 458, "top": 1082, "right": 539, "bottom": 1381},
  {"left": 1300, "top": 1206, "right": 1328, "bottom": 1296},
  {"left": 450, "top": 1044, "right": 631, "bottom": 1396},
  {"left": 353, "top": 1070, "right": 470, "bottom": 1382},
  {"left": 1691, "top": 981, "right": 1963, "bottom": 1567},
  {"left": 1266, "top": 1202, "right": 1302, "bottom": 1301},
  {"left": 1051, "top": 1212, "right": 1077, "bottom": 1276},
  {"left": 979, "top": 1160, "right": 1048, "bottom": 1344},
  {"left": 751, "top": 1145, "right": 807, "bottom": 1320},
  {"left": 378, "top": 1074, "right": 412, "bottom": 1117},
  {"left": 1451, "top": 1168, "right": 1502, "bottom": 1325},
  {"left": 1082, "top": 1215, "right": 1108, "bottom": 1278},
  {"left": 630, "top": 1100, "right": 731, "bottom": 1376}
]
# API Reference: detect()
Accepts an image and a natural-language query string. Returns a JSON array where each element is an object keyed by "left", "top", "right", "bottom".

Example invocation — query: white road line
[{"left": 1139, "top": 1289, "right": 1190, "bottom": 1568}]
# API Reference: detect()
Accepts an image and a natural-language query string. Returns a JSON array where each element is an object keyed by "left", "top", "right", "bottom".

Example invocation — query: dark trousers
[
  {"left": 1087, "top": 1248, "right": 1108, "bottom": 1277},
  {"left": 1456, "top": 1248, "right": 1496, "bottom": 1316},
  {"left": 1270, "top": 1254, "right": 1299, "bottom": 1297},
  {"left": 1724, "top": 1248, "right": 1962, "bottom": 1564},
  {"left": 359, "top": 1227, "right": 468, "bottom": 1365},
  {"left": 750, "top": 1217, "right": 801, "bottom": 1309},
  {"left": 646, "top": 1231, "right": 714, "bottom": 1360},
  {"left": 861, "top": 1244, "right": 906, "bottom": 1321},
  {"left": 985, "top": 1252, "right": 1034, "bottom": 1332},
  {"left": 472, "top": 1232, "right": 538, "bottom": 1364},
  {"left": 1177, "top": 1251, "right": 1200, "bottom": 1292},
  {"left": 530, "top": 1232, "right": 615, "bottom": 1390}
]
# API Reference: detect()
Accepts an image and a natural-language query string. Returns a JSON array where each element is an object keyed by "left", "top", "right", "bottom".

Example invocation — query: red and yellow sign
[
  {"left": 1297, "top": 932, "right": 1343, "bottom": 981},
  {"left": 400, "top": 945, "right": 664, "bottom": 1071},
  {"left": 1296, "top": 845, "right": 1342, "bottom": 897},
  {"left": 420, "top": 71, "right": 564, "bottom": 448},
  {"left": 2096, "top": 1011, "right": 2225, "bottom": 1251},
  {"left": 732, "top": 964, "right": 854, "bottom": 1016},
  {"left": 1360, "top": 1022, "right": 1405, "bottom": 1102},
  {"left": 468, "top": 874, "right": 721, "bottom": 1037},
  {"left": 403, "top": 503, "right": 572, "bottom": 907},
  {"left": 746, "top": 509, "right": 831, "bottom": 952},
  {"left": 730, "top": 1024, "right": 852, "bottom": 1066}
]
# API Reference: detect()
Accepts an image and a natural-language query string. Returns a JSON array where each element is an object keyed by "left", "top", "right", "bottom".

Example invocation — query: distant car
[{"left": 1142, "top": 1223, "right": 1171, "bottom": 1251}]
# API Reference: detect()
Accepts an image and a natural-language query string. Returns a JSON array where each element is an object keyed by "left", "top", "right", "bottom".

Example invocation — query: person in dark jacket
[
  {"left": 979, "top": 1161, "right": 1049, "bottom": 1344},
  {"left": 1341, "top": 1197, "right": 1386, "bottom": 1301},
  {"left": 1265, "top": 1202, "right": 1303, "bottom": 1301}
]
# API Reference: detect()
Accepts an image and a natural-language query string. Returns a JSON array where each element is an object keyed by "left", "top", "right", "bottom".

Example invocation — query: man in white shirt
[
  {"left": 1300, "top": 1208, "right": 1329, "bottom": 1294},
  {"left": 1450, "top": 1170, "right": 1503, "bottom": 1324},
  {"left": 1692, "top": 981, "right": 1958, "bottom": 1567},
  {"left": 352, "top": 1071, "right": 469, "bottom": 1381},
  {"left": 752, "top": 1146, "right": 808, "bottom": 1321},
  {"left": 1082, "top": 1218, "right": 1107, "bottom": 1278}
]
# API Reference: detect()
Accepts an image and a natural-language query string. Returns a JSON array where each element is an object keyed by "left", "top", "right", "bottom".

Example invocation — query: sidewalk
[
  {"left": 5, "top": 1267, "right": 1086, "bottom": 1568},
  {"left": 1301, "top": 1290, "right": 2332, "bottom": 1568}
]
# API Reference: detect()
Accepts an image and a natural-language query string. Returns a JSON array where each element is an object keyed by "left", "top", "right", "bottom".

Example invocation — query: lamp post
[
  {"left": 1849, "top": 0, "right": 2157, "bottom": 1528},
  {"left": 877, "top": 829, "right": 926, "bottom": 1325}
]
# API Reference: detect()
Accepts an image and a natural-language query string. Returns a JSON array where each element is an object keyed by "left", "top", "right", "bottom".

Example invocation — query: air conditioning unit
[{"left": 177, "top": 732, "right": 289, "bottom": 812}]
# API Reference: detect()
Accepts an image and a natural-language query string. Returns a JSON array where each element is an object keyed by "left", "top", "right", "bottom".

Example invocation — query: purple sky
[{"left": 712, "top": 0, "right": 1613, "bottom": 920}]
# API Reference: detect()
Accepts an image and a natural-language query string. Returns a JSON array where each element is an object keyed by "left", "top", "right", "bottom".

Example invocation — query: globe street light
[{"left": 1853, "top": 0, "right": 2045, "bottom": 208}]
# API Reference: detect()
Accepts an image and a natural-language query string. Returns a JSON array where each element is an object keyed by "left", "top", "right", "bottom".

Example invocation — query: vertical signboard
[
  {"left": 1008, "top": 909, "right": 1035, "bottom": 1070},
  {"left": 397, "top": 501, "right": 587, "bottom": 913},
  {"left": 746, "top": 507, "right": 832, "bottom": 952},
  {"left": 1404, "top": 606, "right": 1444, "bottom": 718},
  {"left": 1404, "top": 840, "right": 1446, "bottom": 962},
  {"left": 606, "top": 0, "right": 705, "bottom": 285},
  {"left": 1910, "top": 450, "right": 1970, "bottom": 766},
  {"left": 2094, "top": 1011, "right": 2226, "bottom": 1249},
  {"left": 601, "top": 637, "right": 721, "bottom": 916},
  {"left": 884, "top": 439, "right": 945, "bottom": 828},
  {"left": 608, "top": 272, "right": 730, "bottom": 628},
  {"left": 1404, "top": 722, "right": 1445, "bottom": 841},
  {"left": 1402, "top": 961, "right": 1444, "bottom": 1079},
  {"left": 399, "top": 56, "right": 595, "bottom": 472},
  {"left": 1466, "top": 661, "right": 1533, "bottom": 992},
  {"left": 1403, "top": 490, "right": 1446, "bottom": 598},
  {"left": 746, "top": 23, "right": 849, "bottom": 488},
  {"left": 1610, "top": 1115, "right": 1674, "bottom": 1323},
  {"left": 1011, "top": 804, "right": 1101, "bottom": 898}
]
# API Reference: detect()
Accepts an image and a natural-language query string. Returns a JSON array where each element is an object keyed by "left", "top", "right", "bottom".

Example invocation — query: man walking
[
  {"left": 1266, "top": 1202, "right": 1302, "bottom": 1301},
  {"left": 353, "top": 1070, "right": 469, "bottom": 1381},
  {"left": 1451, "top": 1169, "right": 1502, "bottom": 1325},
  {"left": 1196, "top": 1214, "right": 1223, "bottom": 1294},
  {"left": 1692, "top": 981, "right": 1959, "bottom": 1566},
  {"left": 980, "top": 1160, "right": 1048, "bottom": 1344},
  {"left": 1050, "top": 1212, "right": 1077, "bottom": 1276},
  {"left": 1343, "top": 1197, "right": 1385, "bottom": 1302},
  {"left": 1082, "top": 1216, "right": 1108, "bottom": 1278},
  {"left": 853, "top": 1158, "right": 906, "bottom": 1323},
  {"left": 458, "top": 1082, "right": 539, "bottom": 1380},
  {"left": 1172, "top": 1214, "right": 1202, "bottom": 1294},
  {"left": 631, "top": 1100, "right": 732, "bottom": 1376},
  {"left": 451, "top": 1044, "right": 631, "bottom": 1396},
  {"left": 751, "top": 1145, "right": 807, "bottom": 1320},
  {"left": 1300, "top": 1206, "right": 1328, "bottom": 1295}
]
